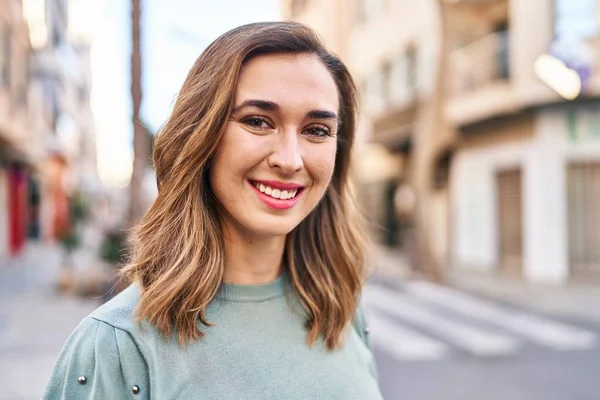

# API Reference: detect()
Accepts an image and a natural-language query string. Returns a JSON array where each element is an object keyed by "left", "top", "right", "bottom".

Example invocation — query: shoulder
[
  {"left": 90, "top": 283, "right": 141, "bottom": 332},
  {"left": 43, "top": 285, "right": 150, "bottom": 399}
]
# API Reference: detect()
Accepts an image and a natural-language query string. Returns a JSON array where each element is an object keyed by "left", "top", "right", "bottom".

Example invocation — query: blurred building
[
  {"left": 27, "top": 0, "right": 100, "bottom": 236},
  {"left": 447, "top": 0, "right": 600, "bottom": 285},
  {"left": 0, "top": 0, "right": 41, "bottom": 258},
  {"left": 283, "top": 0, "right": 600, "bottom": 284},
  {"left": 0, "top": 0, "right": 98, "bottom": 262}
]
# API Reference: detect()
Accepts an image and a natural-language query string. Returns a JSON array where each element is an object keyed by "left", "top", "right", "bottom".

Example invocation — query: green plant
[
  {"left": 58, "top": 194, "right": 88, "bottom": 253},
  {"left": 70, "top": 192, "right": 88, "bottom": 222},
  {"left": 100, "top": 229, "right": 129, "bottom": 265},
  {"left": 59, "top": 228, "right": 80, "bottom": 251}
]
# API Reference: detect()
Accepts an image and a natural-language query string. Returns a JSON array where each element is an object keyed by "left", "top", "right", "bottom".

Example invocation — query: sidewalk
[
  {"left": 0, "top": 243, "right": 99, "bottom": 400},
  {"left": 447, "top": 268, "right": 600, "bottom": 322},
  {"left": 370, "top": 245, "right": 600, "bottom": 323},
  {"left": 369, "top": 245, "right": 413, "bottom": 281}
]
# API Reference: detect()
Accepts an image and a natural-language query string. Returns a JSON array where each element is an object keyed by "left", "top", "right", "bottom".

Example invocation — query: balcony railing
[{"left": 450, "top": 30, "right": 510, "bottom": 96}]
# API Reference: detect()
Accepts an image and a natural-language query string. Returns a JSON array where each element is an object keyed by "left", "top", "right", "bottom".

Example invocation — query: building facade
[
  {"left": 0, "top": 0, "right": 41, "bottom": 258},
  {"left": 448, "top": 0, "right": 600, "bottom": 284},
  {"left": 25, "top": 0, "right": 99, "bottom": 244},
  {"left": 283, "top": 0, "right": 600, "bottom": 284},
  {"left": 0, "top": 0, "right": 98, "bottom": 263}
]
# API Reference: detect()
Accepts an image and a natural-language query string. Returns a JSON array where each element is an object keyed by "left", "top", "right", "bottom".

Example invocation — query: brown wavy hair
[{"left": 121, "top": 21, "right": 368, "bottom": 350}]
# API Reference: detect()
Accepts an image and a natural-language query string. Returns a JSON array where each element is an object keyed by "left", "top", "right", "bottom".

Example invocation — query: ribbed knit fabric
[
  {"left": 216, "top": 272, "right": 289, "bottom": 302},
  {"left": 43, "top": 272, "right": 382, "bottom": 400}
]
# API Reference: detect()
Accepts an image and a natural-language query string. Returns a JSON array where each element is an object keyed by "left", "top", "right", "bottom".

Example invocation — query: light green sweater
[{"left": 44, "top": 272, "right": 382, "bottom": 399}]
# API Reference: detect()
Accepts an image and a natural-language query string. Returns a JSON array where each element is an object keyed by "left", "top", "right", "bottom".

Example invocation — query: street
[
  {"left": 0, "top": 244, "right": 99, "bottom": 400},
  {"left": 366, "top": 278, "right": 600, "bottom": 400},
  {"left": 2, "top": 245, "right": 600, "bottom": 399}
]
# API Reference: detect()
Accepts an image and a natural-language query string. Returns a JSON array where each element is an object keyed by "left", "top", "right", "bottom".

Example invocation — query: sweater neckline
[{"left": 216, "top": 271, "right": 290, "bottom": 302}]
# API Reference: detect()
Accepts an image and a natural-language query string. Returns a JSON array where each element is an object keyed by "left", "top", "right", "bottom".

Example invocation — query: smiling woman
[{"left": 44, "top": 22, "right": 382, "bottom": 400}]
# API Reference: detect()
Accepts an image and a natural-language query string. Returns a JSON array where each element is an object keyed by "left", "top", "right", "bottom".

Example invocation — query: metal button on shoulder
[
  {"left": 78, "top": 376, "right": 87, "bottom": 385},
  {"left": 132, "top": 385, "right": 140, "bottom": 394},
  {"left": 364, "top": 326, "right": 371, "bottom": 334}
]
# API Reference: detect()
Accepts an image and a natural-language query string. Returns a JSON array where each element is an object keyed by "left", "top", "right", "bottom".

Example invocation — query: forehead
[{"left": 235, "top": 53, "right": 339, "bottom": 112}]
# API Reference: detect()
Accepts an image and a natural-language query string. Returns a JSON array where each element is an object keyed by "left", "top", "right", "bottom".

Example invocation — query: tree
[{"left": 128, "top": 0, "right": 150, "bottom": 226}]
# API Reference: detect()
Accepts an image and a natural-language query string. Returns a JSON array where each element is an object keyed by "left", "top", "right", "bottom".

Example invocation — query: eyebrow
[
  {"left": 232, "top": 99, "right": 278, "bottom": 114},
  {"left": 231, "top": 99, "right": 339, "bottom": 122}
]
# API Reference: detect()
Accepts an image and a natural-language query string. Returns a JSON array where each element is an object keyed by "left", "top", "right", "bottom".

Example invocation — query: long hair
[{"left": 121, "top": 21, "right": 368, "bottom": 350}]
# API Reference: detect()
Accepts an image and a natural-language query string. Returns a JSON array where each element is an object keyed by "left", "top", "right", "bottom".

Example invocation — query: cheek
[
  {"left": 306, "top": 142, "right": 337, "bottom": 186},
  {"left": 212, "top": 125, "right": 265, "bottom": 179}
]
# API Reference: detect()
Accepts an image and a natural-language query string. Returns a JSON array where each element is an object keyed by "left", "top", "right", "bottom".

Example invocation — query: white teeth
[{"left": 252, "top": 182, "right": 300, "bottom": 200}]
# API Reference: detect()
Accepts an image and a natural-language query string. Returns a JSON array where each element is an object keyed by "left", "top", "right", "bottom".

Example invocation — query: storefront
[
  {"left": 0, "top": 142, "right": 34, "bottom": 257},
  {"left": 451, "top": 104, "right": 600, "bottom": 284}
]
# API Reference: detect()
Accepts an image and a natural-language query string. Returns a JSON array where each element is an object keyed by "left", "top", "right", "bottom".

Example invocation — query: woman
[{"left": 44, "top": 21, "right": 382, "bottom": 400}]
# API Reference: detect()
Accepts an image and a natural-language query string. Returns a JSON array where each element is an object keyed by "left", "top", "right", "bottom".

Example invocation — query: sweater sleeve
[
  {"left": 43, "top": 317, "right": 150, "bottom": 400},
  {"left": 353, "top": 298, "right": 379, "bottom": 382}
]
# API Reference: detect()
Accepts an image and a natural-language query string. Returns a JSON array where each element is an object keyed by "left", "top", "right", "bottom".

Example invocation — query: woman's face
[{"left": 209, "top": 53, "right": 340, "bottom": 239}]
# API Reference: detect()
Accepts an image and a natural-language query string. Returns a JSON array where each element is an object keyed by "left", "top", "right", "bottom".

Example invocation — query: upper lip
[{"left": 250, "top": 179, "right": 305, "bottom": 190}]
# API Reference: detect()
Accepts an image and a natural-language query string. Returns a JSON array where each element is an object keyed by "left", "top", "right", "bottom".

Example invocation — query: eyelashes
[
  {"left": 303, "top": 126, "right": 331, "bottom": 138},
  {"left": 239, "top": 115, "right": 335, "bottom": 139},
  {"left": 241, "top": 116, "right": 272, "bottom": 130}
]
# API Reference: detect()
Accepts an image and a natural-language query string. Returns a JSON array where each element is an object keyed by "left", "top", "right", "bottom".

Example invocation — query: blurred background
[{"left": 1, "top": 0, "right": 600, "bottom": 399}]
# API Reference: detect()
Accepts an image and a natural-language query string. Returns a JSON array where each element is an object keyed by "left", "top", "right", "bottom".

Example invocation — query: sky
[{"left": 89, "top": 0, "right": 281, "bottom": 187}]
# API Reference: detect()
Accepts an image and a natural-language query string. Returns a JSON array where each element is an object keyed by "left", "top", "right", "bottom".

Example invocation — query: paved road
[
  {"left": 366, "top": 279, "right": 600, "bottom": 400},
  {"left": 0, "top": 244, "right": 99, "bottom": 400}
]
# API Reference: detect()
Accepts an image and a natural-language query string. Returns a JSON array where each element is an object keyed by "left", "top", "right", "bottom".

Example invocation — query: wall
[
  {"left": 452, "top": 104, "right": 600, "bottom": 283},
  {"left": 451, "top": 115, "right": 534, "bottom": 274},
  {"left": 532, "top": 104, "right": 600, "bottom": 282}
]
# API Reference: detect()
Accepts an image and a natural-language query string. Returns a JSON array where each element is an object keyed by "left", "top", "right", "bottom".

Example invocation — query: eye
[
  {"left": 241, "top": 116, "right": 273, "bottom": 130},
  {"left": 303, "top": 125, "right": 332, "bottom": 138}
]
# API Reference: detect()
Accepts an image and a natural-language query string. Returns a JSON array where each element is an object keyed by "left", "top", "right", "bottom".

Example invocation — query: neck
[{"left": 222, "top": 225, "right": 286, "bottom": 285}]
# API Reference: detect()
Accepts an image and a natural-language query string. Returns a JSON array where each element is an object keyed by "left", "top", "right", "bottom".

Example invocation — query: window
[
  {"left": 406, "top": 44, "right": 417, "bottom": 93},
  {"left": 356, "top": 0, "right": 386, "bottom": 23},
  {"left": 388, "top": 44, "right": 419, "bottom": 106},
  {"left": 364, "top": 70, "right": 386, "bottom": 115},
  {"left": 15, "top": 86, "right": 27, "bottom": 107},
  {"left": 555, "top": 0, "right": 597, "bottom": 38},
  {"left": 1, "top": 25, "right": 11, "bottom": 88},
  {"left": 291, "top": 0, "right": 308, "bottom": 17},
  {"left": 78, "top": 83, "right": 88, "bottom": 105},
  {"left": 381, "top": 61, "right": 392, "bottom": 107},
  {"left": 0, "top": 25, "right": 4, "bottom": 87},
  {"left": 359, "top": 79, "right": 369, "bottom": 106}
]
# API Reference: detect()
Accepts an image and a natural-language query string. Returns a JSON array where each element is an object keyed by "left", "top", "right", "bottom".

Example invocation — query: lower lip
[{"left": 249, "top": 182, "right": 302, "bottom": 210}]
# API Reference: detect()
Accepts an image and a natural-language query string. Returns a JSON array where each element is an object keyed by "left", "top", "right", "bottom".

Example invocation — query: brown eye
[
  {"left": 242, "top": 116, "right": 272, "bottom": 129},
  {"left": 303, "top": 126, "right": 331, "bottom": 138}
]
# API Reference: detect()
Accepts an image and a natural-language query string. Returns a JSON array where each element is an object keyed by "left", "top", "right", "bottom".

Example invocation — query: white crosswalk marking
[
  {"left": 403, "top": 281, "right": 598, "bottom": 350},
  {"left": 368, "top": 309, "right": 448, "bottom": 361},
  {"left": 364, "top": 285, "right": 521, "bottom": 356}
]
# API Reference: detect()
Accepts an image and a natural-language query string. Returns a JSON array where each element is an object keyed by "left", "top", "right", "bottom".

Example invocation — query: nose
[{"left": 267, "top": 129, "right": 303, "bottom": 175}]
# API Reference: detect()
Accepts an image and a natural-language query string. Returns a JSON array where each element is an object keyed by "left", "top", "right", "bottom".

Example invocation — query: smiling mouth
[{"left": 249, "top": 180, "right": 304, "bottom": 200}]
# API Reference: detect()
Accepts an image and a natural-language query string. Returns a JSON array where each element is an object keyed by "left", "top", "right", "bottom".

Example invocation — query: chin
[
  {"left": 244, "top": 216, "right": 302, "bottom": 238},
  {"left": 252, "top": 224, "right": 297, "bottom": 238}
]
